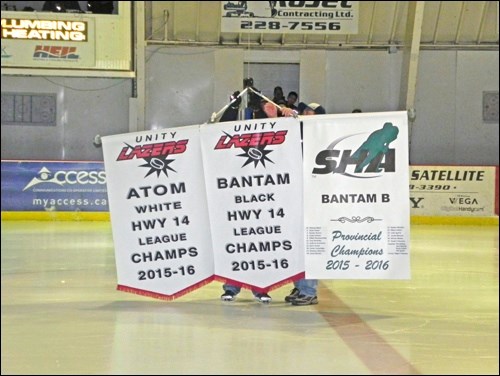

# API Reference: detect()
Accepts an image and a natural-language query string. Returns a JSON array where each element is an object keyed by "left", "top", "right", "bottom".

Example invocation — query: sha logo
[{"left": 313, "top": 122, "right": 399, "bottom": 177}]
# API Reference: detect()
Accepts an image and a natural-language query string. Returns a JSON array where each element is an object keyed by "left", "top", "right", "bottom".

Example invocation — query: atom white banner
[{"left": 102, "top": 125, "right": 214, "bottom": 299}]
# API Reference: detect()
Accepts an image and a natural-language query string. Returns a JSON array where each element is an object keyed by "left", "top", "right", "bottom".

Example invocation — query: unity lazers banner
[
  {"left": 302, "top": 111, "right": 411, "bottom": 279},
  {"left": 101, "top": 126, "right": 214, "bottom": 300},
  {"left": 221, "top": 1, "right": 358, "bottom": 34},
  {"left": 200, "top": 117, "right": 304, "bottom": 291}
]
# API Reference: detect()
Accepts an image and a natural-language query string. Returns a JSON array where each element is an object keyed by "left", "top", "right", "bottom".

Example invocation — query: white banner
[
  {"left": 221, "top": 1, "right": 358, "bottom": 34},
  {"left": 303, "top": 112, "right": 410, "bottom": 279},
  {"left": 200, "top": 117, "right": 304, "bottom": 291},
  {"left": 101, "top": 125, "right": 214, "bottom": 300},
  {"left": 409, "top": 166, "right": 497, "bottom": 216}
]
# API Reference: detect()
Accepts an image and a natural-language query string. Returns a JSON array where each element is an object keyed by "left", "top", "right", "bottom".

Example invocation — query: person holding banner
[
  {"left": 221, "top": 285, "right": 271, "bottom": 303},
  {"left": 302, "top": 102, "right": 326, "bottom": 115},
  {"left": 285, "top": 278, "right": 318, "bottom": 306},
  {"left": 284, "top": 102, "right": 325, "bottom": 306},
  {"left": 255, "top": 97, "right": 297, "bottom": 118}
]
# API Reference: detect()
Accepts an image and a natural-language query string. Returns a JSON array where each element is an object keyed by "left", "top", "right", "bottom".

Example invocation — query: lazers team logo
[
  {"left": 214, "top": 130, "right": 287, "bottom": 167},
  {"left": 313, "top": 122, "right": 399, "bottom": 177},
  {"left": 116, "top": 140, "right": 188, "bottom": 178}
]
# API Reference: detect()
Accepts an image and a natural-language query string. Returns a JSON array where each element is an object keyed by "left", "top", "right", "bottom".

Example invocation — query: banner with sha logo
[
  {"left": 102, "top": 125, "right": 214, "bottom": 299},
  {"left": 200, "top": 117, "right": 304, "bottom": 291},
  {"left": 302, "top": 111, "right": 410, "bottom": 279}
]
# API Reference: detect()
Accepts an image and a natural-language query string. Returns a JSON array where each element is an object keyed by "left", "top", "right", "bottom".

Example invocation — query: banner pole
[{"left": 209, "top": 87, "right": 249, "bottom": 123}]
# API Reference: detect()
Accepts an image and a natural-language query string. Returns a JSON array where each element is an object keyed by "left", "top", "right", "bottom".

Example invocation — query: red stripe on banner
[
  {"left": 117, "top": 275, "right": 215, "bottom": 301},
  {"left": 214, "top": 272, "right": 305, "bottom": 293}
]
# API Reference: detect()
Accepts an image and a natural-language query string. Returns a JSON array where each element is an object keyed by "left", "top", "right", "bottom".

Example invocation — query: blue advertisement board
[{"left": 1, "top": 160, "right": 109, "bottom": 212}]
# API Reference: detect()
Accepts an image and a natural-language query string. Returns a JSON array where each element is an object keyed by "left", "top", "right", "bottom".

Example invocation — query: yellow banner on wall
[{"left": 1, "top": 4, "right": 132, "bottom": 72}]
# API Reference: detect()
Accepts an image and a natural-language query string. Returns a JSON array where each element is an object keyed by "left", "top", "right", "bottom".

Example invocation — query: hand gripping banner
[
  {"left": 302, "top": 112, "right": 411, "bottom": 279},
  {"left": 200, "top": 117, "right": 304, "bottom": 291},
  {"left": 102, "top": 125, "right": 214, "bottom": 299}
]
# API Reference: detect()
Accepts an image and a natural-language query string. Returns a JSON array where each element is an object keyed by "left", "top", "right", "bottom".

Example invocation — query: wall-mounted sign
[
  {"left": 1, "top": 18, "right": 88, "bottom": 41},
  {"left": 221, "top": 1, "right": 359, "bottom": 34},
  {"left": 1, "top": 15, "right": 95, "bottom": 67},
  {"left": 1, "top": 4, "right": 132, "bottom": 74}
]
